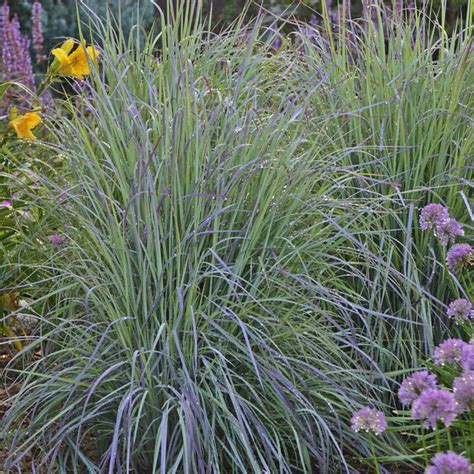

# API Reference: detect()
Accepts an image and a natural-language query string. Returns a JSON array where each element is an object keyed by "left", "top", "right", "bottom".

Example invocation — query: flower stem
[
  {"left": 369, "top": 435, "right": 381, "bottom": 474},
  {"left": 421, "top": 425, "right": 429, "bottom": 466},
  {"left": 447, "top": 426, "right": 453, "bottom": 451}
]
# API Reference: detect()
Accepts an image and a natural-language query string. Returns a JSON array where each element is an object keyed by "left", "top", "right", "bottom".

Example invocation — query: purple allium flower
[
  {"left": 419, "top": 204, "right": 449, "bottom": 231},
  {"left": 453, "top": 371, "right": 474, "bottom": 411},
  {"left": 398, "top": 371, "right": 438, "bottom": 406},
  {"left": 461, "top": 341, "right": 474, "bottom": 371},
  {"left": 49, "top": 234, "right": 65, "bottom": 245},
  {"left": 447, "top": 244, "right": 474, "bottom": 273},
  {"left": 350, "top": 407, "right": 387, "bottom": 435},
  {"left": 435, "top": 218, "right": 464, "bottom": 245},
  {"left": 433, "top": 339, "right": 467, "bottom": 366},
  {"left": 411, "top": 388, "right": 459, "bottom": 429},
  {"left": 447, "top": 299, "right": 474, "bottom": 324},
  {"left": 425, "top": 452, "right": 472, "bottom": 474}
]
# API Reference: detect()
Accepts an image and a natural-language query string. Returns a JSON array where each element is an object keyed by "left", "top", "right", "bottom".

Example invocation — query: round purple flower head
[
  {"left": 453, "top": 371, "right": 474, "bottom": 411},
  {"left": 433, "top": 339, "right": 467, "bottom": 366},
  {"left": 398, "top": 371, "right": 438, "bottom": 406},
  {"left": 49, "top": 234, "right": 65, "bottom": 245},
  {"left": 447, "top": 299, "right": 474, "bottom": 324},
  {"left": 425, "top": 452, "right": 472, "bottom": 474},
  {"left": 350, "top": 407, "right": 387, "bottom": 435},
  {"left": 435, "top": 218, "right": 464, "bottom": 245},
  {"left": 461, "top": 341, "right": 474, "bottom": 371},
  {"left": 447, "top": 243, "right": 473, "bottom": 273},
  {"left": 419, "top": 204, "right": 449, "bottom": 231},
  {"left": 411, "top": 388, "right": 459, "bottom": 429}
]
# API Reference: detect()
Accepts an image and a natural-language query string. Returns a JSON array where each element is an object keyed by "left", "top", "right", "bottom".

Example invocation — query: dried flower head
[
  {"left": 398, "top": 371, "right": 438, "bottom": 406},
  {"left": 350, "top": 407, "right": 387, "bottom": 435},
  {"left": 425, "top": 452, "right": 472, "bottom": 474}
]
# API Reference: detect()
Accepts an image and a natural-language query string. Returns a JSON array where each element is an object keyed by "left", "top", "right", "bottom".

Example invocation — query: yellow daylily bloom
[
  {"left": 9, "top": 112, "right": 42, "bottom": 141},
  {"left": 51, "top": 39, "right": 100, "bottom": 79}
]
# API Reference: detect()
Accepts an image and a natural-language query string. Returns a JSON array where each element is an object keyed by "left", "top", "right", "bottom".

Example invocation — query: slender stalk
[
  {"left": 421, "top": 426, "right": 429, "bottom": 466},
  {"left": 369, "top": 435, "right": 381, "bottom": 474}
]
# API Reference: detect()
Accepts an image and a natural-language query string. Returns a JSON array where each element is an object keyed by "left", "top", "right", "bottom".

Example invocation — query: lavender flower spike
[
  {"left": 411, "top": 388, "right": 459, "bottom": 429},
  {"left": 350, "top": 407, "right": 387, "bottom": 435},
  {"left": 425, "top": 452, "right": 472, "bottom": 474},
  {"left": 398, "top": 371, "right": 437, "bottom": 406},
  {"left": 32, "top": 0, "right": 46, "bottom": 64},
  {"left": 447, "top": 299, "right": 474, "bottom": 324},
  {"left": 447, "top": 243, "right": 474, "bottom": 273}
]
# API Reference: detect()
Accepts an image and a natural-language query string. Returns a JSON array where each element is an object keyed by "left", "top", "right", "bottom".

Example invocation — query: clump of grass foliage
[{"left": 1, "top": 1, "right": 472, "bottom": 472}]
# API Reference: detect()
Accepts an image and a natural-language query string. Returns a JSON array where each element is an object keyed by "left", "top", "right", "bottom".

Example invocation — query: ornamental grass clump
[{"left": 1, "top": 4, "right": 405, "bottom": 472}]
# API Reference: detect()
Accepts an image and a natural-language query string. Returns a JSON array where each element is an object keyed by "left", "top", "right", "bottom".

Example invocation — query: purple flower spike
[
  {"left": 398, "top": 371, "right": 438, "bottom": 406},
  {"left": 0, "top": 2, "right": 36, "bottom": 112},
  {"left": 461, "top": 341, "right": 474, "bottom": 371},
  {"left": 49, "top": 234, "right": 65, "bottom": 245},
  {"left": 32, "top": 0, "right": 46, "bottom": 64},
  {"left": 433, "top": 339, "right": 467, "bottom": 367},
  {"left": 435, "top": 218, "right": 464, "bottom": 245},
  {"left": 447, "top": 299, "right": 474, "bottom": 324},
  {"left": 425, "top": 452, "right": 472, "bottom": 474},
  {"left": 419, "top": 204, "right": 449, "bottom": 231},
  {"left": 447, "top": 243, "right": 474, "bottom": 273},
  {"left": 0, "top": 199, "right": 12, "bottom": 207},
  {"left": 411, "top": 388, "right": 459, "bottom": 429},
  {"left": 350, "top": 407, "right": 387, "bottom": 435},
  {"left": 453, "top": 371, "right": 474, "bottom": 411}
]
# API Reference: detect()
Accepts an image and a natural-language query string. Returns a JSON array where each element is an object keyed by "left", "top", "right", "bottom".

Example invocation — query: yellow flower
[
  {"left": 51, "top": 39, "right": 100, "bottom": 79},
  {"left": 9, "top": 112, "right": 42, "bottom": 141}
]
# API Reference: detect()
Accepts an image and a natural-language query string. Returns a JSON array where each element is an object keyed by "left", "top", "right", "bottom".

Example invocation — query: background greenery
[{"left": 10, "top": 0, "right": 471, "bottom": 46}]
